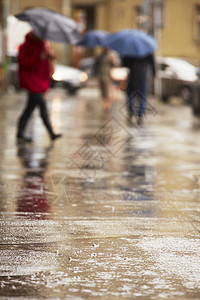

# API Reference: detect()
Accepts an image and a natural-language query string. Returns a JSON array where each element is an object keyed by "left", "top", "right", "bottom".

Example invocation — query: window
[{"left": 134, "top": 5, "right": 148, "bottom": 30}]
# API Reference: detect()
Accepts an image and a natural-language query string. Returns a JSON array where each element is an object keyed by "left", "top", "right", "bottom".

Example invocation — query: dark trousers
[
  {"left": 126, "top": 81, "right": 147, "bottom": 117},
  {"left": 17, "top": 92, "right": 54, "bottom": 138}
]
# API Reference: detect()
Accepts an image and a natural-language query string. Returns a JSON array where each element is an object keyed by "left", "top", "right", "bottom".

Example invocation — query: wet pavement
[{"left": 0, "top": 83, "right": 200, "bottom": 299}]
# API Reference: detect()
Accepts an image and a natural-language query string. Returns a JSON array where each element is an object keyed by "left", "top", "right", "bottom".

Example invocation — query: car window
[
  {"left": 160, "top": 63, "right": 168, "bottom": 71},
  {"left": 6, "top": 55, "right": 18, "bottom": 64},
  {"left": 10, "top": 56, "right": 18, "bottom": 63},
  {"left": 157, "top": 62, "right": 168, "bottom": 71}
]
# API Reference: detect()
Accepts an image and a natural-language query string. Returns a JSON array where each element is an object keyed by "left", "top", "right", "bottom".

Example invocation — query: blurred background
[{"left": 1, "top": 0, "right": 200, "bottom": 107}]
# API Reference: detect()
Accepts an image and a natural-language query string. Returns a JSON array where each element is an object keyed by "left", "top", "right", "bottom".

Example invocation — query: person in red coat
[{"left": 17, "top": 31, "right": 62, "bottom": 142}]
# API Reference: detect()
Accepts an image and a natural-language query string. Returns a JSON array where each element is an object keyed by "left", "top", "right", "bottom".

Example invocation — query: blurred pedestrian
[
  {"left": 122, "top": 54, "right": 156, "bottom": 125},
  {"left": 17, "top": 31, "right": 62, "bottom": 142},
  {"left": 96, "top": 47, "right": 120, "bottom": 110}
]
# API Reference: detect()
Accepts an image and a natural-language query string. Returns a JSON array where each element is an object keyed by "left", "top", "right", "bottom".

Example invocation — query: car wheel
[
  {"left": 7, "top": 83, "right": 20, "bottom": 93},
  {"left": 68, "top": 87, "right": 77, "bottom": 95},
  {"left": 180, "top": 86, "right": 192, "bottom": 104},
  {"left": 50, "top": 79, "right": 56, "bottom": 88}
]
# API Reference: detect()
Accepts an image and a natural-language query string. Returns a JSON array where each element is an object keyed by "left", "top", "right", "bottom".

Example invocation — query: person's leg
[
  {"left": 138, "top": 81, "right": 148, "bottom": 117},
  {"left": 136, "top": 81, "right": 148, "bottom": 125},
  {"left": 99, "top": 80, "right": 105, "bottom": 98},
  {"left": 112, "top": 81, "right": 120, "bottom": 102},
  {"left": 17, "top": 92, "right": 37, "bottom": 139},
  {"left": 126, "top": 81, "right": 135, "bottom": 118},
  {"left": 36, "top": 93, "right": 62, "bottom": 140},
  {"left": 104, "top": 81, "right": 112, "bottom": 110},
  {"left": 99, "top": 80, "right": 111, "bottom": 110}
]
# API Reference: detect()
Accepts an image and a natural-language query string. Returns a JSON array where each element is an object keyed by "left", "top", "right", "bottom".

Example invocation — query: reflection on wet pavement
[{"left": 0, "top": 87, "right": 200, "bottom": 299}]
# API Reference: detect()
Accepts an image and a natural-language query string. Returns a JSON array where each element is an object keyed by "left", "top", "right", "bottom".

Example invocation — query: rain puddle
[{"left": 0, "top": 88, "right": 199, "bottom": 298}]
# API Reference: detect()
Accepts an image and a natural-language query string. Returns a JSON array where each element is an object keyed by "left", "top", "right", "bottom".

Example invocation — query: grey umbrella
[{"left": 15, "top": 7, "right": 81, "bottom": 44}]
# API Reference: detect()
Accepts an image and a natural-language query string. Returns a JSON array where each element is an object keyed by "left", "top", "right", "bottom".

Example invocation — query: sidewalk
[{"left": 0, "top": 85, "right": 200, "bottom": 299}]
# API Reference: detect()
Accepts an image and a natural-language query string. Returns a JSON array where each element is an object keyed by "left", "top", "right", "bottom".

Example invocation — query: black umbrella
[{"left": 15, "top": 7, "right": 81, "bottom": 44}]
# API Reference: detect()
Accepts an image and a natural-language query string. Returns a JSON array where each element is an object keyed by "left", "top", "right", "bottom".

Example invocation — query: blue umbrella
[
  {"left": 77, "top": 29, "right": 110, "bottom": 48},
  {"left": 104, "top": 29, "right": 157, "bottom": 57}
]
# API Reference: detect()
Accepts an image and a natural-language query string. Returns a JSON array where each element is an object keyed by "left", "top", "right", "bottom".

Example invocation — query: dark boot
[{"left": 51, "top": 133, "right": 62, "bottom": 141}]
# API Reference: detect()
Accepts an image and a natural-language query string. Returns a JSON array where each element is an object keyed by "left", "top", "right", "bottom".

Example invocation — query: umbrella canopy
[
  {"left": 77, "top": 30, "right": 110, "bottom": 48},
  {"left": 14, "top": 7, "right": 81, "bottom": 44},
  {"left": 104, "top": 29, "right": 157, "bottom": 57}
]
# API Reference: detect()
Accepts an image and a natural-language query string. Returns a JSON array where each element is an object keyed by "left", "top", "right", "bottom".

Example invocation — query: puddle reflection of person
[
  {"left": 16, "top": 31, "right": 62, "bottom": 143},
  {"left": 16, "top": 144, "right": 52, "bottom": 219}
]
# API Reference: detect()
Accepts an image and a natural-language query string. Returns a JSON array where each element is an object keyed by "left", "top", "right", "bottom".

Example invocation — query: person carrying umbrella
[
  {"left": 104, "top": 29, "right": 157, "bottom": 124},
  {"left": 14, "top": 7, "right": 82, "bottom": 142},
  {"left": 122, "top": 54, "right": 156, "bottom": 125},
  {"left": 96, "top": 47, "right": 121, "bottom": 110},
  {"left": 16, "top": 31, "right": 62, "bottom": 142}
]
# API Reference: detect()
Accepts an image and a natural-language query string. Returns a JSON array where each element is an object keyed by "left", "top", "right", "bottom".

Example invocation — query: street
[{"left": 0, "top": 83, "right": 200, "bottom": 299}]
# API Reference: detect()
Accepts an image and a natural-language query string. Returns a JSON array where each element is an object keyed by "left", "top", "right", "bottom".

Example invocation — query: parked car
[
  {"left": 5, "top": 50, "right": 88, "bottom": 95},
  {"left": 155, "top": 56, "right": 200, "bottom": 103},
  {"left": 79, "top": 57, "right": 96, "bottom": 78},
  {"left": 51, "top": 64, "right": 88, "bottom": 95}
]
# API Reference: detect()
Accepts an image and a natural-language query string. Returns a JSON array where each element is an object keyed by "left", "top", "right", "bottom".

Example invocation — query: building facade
[
  {"left": 4, "top": 0, "right": 200, "bottom": 66},
  {"left": 72, "top": 0, "right": 200, "bottom": 65},
  {"left": 72, "top": 0, "right": 144, "bottom": 33},
  {"left": 0, "top": 0, "right": 9, "bottom": 88},
  {"left": 161, "top": 0, "right": 200, "bottom": 64}
]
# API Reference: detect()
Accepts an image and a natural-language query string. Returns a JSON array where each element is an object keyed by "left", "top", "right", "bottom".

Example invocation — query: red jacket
[{"left": 18, "top": 32, "right": 53, "bottom": 93}]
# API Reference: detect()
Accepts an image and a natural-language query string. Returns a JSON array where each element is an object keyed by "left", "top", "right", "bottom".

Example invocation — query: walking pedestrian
[
  {"left": 96, "top": 47, "right": 120, "bottom": 110},
  {"left": 16, "top": 31, "right": 62, "bottom": 142},
  {"left": 122, "top": 54, "right": 156, "bottom": 125}
]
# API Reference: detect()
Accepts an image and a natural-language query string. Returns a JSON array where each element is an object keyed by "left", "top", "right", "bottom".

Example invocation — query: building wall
[
  {"left": 100, "top": 0, "right": 200, "bottom": 64},
  {"left": 73, "top": 0, "right": 144, "bottom": 32},
  {"left": 9, "top": 0, "right": 64, "bottom": 14},
  {"left": 161, "top": 0, "right": 200, "bottom": 64},
  {"left": 105, "top": 0, "right": 143, "bottom": 32},
  {"left": 0, "top": 0, "right": 9, "bottom": 89},
  {"left": 95, "top": 3, "right": 107, "bottom": 30},
  {"left": 6, "top": 0, "right": 200, "bottom": 66}
]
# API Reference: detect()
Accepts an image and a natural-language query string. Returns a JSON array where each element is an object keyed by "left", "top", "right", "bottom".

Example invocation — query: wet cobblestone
[{"left": 0, "top": 86, "right": 200, "bottom": 299}]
